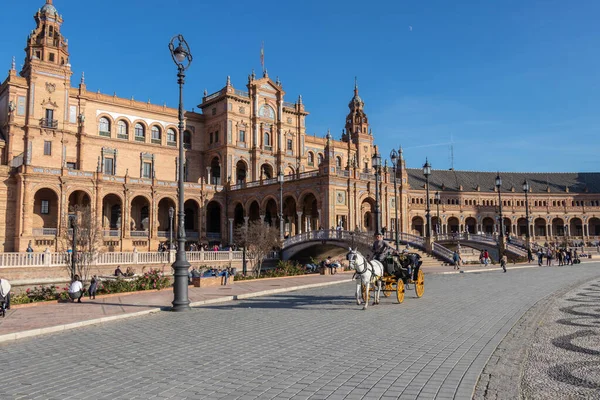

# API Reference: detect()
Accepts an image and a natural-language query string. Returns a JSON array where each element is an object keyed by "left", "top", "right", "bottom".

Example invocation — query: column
[
  {"left": 548, "top": 224, "right": 552, "bottom": 237},
  {"left": 317, "top": 209, "right": 322, "bottom": 230},
  {"left": 228, "top": 218, "right": 234, "bottom": 244},
  {"left": 206, "top": 167, "right": 211, "bottom": 184},
  {"left": 296, "top": 211, "right": 303, "bottom": 234},
  {"left": 244, "top": 216, "right": 249, "bottom": 228},
  {"left": 259, "top": 214, "right": 265, "bottom": 223}
]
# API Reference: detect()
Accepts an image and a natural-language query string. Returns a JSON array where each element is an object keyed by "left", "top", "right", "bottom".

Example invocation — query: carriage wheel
[
  {"left": 396, "top": 280, "right": 405, "bottom": 303},
  {"left": 383, "top": 281, "right": 393, "bottom": 297},
  {"left": 361, "top": 284, "right": 370, "bottom": 303},
  {"left": 414, "top": 269, "right": 425, "bottom": 298}
]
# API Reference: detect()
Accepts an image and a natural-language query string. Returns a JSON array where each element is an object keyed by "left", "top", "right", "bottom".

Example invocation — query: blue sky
[{"left": 3, "top": 0, "right": 599, "bottom": 172}]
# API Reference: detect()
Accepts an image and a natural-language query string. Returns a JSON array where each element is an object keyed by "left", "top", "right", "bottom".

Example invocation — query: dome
[
  {"left": 349, "top": 93, "right": 364, "bottom": 109},
  {"left": 41, "top": 1, "right": 57, "bottom": 15}
]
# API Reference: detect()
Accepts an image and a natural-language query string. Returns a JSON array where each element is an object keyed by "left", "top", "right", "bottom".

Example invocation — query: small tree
[
  {"left": 234, "top": 221, "right": 280, "bottom": 277},
  {"left": 59, "top": 205, "right": 102, "bottom": 282}
]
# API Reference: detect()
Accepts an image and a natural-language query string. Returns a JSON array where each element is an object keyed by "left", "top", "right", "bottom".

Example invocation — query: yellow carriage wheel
[
  {"left": 414, "top": 269, "right": 425, "bottom": 298},
  {"left": 396, "top": 280, "right": 405, "bottom": 303}
]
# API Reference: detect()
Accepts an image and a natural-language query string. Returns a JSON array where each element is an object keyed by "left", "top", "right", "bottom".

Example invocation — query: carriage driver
[{"left": 372, "top": 232, "right": 393, "bottom": 262}]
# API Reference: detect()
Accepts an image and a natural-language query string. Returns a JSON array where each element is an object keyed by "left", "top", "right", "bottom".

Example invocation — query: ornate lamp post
[
  {"left": 371, "top": 150, "right": 382, "bottom": 234},
  {"left": 523, "top": 180, "right": 530, "bottom": 247},
  {"left": 168, "top": 206, "right": 174, "bottom": 249},
  {"left": 496, "top": 174, "right": 505, "bottom": 257},
  {"left": 278, "top": 170, "right": 284, "bottom": 241},
  {"left": 423, "top": 159, "right": 432, "bottom": 239},
  {"left": 169, "top": 34, "right": 192, "bottom": 312},
  {"left": 69, "top": 214, "right": 77, "bottom": 280},
  {"left": 390, "top": 149, "right": 400, "bottom": 250},
  {"left": 435, "top": 191, "right": 441, "bottom": 236}
]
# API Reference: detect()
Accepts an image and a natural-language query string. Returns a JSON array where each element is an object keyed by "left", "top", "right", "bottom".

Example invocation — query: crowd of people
[
  {"left": 189, "top": 266, "right": 234, "bottom": 285},
  {"left": 157, "top": 242, "right": 238, "bottom": 252},
  {"left": 535, "top": 247, "right": 584, "bottom": 266}
]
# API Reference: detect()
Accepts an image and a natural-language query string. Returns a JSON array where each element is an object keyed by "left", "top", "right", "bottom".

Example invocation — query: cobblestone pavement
[
  {"left": 476, "top": 269, "right": 600, "bottom": 400},
  {"left": 1, "top": 264, "right": 599, "bottom": 400}
]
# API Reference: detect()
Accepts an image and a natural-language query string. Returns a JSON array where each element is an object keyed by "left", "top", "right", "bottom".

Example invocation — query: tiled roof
[{"left": 406, "top": 168, "right": 600, "bottom": 194}]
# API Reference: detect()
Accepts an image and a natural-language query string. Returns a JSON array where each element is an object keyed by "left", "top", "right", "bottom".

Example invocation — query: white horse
[{"left": 346, "top": 248, "right": 384, "bottom": 310}]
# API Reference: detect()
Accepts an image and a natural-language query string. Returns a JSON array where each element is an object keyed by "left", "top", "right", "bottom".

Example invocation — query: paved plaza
[{"left": 1, "top": 264, "right": 600, "bottom": 399}]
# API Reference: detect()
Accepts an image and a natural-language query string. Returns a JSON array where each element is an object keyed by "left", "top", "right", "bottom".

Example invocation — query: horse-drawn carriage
[{"left": 347, "top": 248, "right": 424, "bottom": 309}]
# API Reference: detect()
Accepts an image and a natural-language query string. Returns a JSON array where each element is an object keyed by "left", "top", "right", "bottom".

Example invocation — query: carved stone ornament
[
  {"left": 45, "top": 82, "right": 56, "bottom": 93},
  {"left": 41, "top": 97, "right": 59, "bottom": 108}
]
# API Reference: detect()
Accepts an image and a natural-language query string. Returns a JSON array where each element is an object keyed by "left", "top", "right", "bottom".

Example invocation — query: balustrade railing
[
  {"left": 431, "top": 243, "right": 453, "bottom": 263},
  {"left": 32, "top": 228, "right": 58, "bottom": 236}
]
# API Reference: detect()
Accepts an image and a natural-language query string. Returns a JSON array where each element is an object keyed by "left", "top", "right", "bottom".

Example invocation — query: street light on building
[
  {"left": 422, "top": 159, "right": 432, "bottom": 239},
  {"left": 435, "top": 191, "right": 441, "bottom": 236},
  {"left": 523, "top": 180, "right": 530, "bottom": 247},
  {"left": 389, "top": 149, "right": 399, "bottom": 250},
  {"left": 169, "top": 34, "right": 192, "bottom": 312},
  {"left": 278, "top": 170, "right": 284, "bottom": 241},
  {"left": 371, "top": 150, "right": 382, "bottom": 234},
  {"left": 168, "top": 206, "right": 174, "bottom": 249}
]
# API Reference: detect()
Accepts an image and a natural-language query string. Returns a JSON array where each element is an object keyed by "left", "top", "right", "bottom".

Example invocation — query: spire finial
[
  {"left": 46, "top": 0, "right": 53, "bottom": 4},
  {"left": 354, "top": 76, "right": 358, "bottom": 94},
  {"left": 226, "top": 75, "right": 231, "bottom": 86},
  {"left": 80, "top": 71, "right": 85, "bottom": 85},
  {"left": 11, "top": 56, "right": 15, "bottom": 71},
  {"left": 298, "top": 94, "right": 303, "bottom": 105},
  {"left": 203, "top": 88, "right": 207, "bottom": 97},
  {"left": 263, "top": 68, "right": 268, "bottom": 78},
  {"left": 251, "top": 69, "right": 256, "bottom": 80}
]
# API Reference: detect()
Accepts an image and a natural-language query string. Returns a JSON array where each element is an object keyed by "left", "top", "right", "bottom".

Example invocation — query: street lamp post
[
  {"left": 69, "top": 214, "right": 77, "bottom": 280},
  {"left": 523, "top": 180, "right": 530, "bottom": 247},
  {"left": 423, "top": 159, "right": 432, "bottom": 239},
  {"left": 371, "top": 150, "right": 382, "bottom": 234},
  {"left": 390, "top": 149, "right": 399, "bottom": 250},
  {"left": 168, "top": 206, "right": 174, "bottom": 249},
  {"left": 169, "top": 34, "right": 192, "bottom": 312},
  {"left": 278, "top": 171, "right": 284, "bottom": 241},
  {"left": 435, "top": 191, "right": 441, "bottom": 236},
  {"left": 496, "top": 174, "right": 505, "bottom": 258}
]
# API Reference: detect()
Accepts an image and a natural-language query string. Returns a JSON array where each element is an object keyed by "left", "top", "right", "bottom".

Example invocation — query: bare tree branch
[{"left": 234, "top": 221, "right": 279, "bottom": 276}]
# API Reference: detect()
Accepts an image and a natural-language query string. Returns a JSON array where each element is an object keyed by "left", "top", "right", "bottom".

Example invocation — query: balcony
[
  {"left": 135, "top": 136, "right": 145, "bottom": 142},
  {"left": 99, "top": 130, "right": 111, "bottom": 137},
  {"left": 117, "top": 134, "right": 129, "bottom": 140},
  {"left": 32, "top": 228, "right": 57, "bottom": 236},
  {"left": 130, "top": 230, "right": 149, "bottom": 237},
  {"left": 167, "top": 141, "right": 177, "bottom": 147},
  {"left": 264, "top": 145, "right": 273, "bottom": 151},
  {"left": 40, "top": 118, "right": 58, "bottom": 129},
  {"left": 151, "top": 138, "right": 161, "bottom": 145}
]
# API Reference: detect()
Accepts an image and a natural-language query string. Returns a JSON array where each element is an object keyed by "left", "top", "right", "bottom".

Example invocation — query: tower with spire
[
  {"left": 21, "top": 0, "right": 71, "bottom": 79},
  {"left": 342, "top": 77, "right": 374, "bottom": 173}
]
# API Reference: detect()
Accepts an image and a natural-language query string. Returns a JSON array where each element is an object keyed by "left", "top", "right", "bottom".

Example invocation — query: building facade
[{"left": 0, "top": 1, "right": 598, "bottom": 253}]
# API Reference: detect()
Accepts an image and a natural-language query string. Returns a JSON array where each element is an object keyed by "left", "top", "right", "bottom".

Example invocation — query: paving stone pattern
[{"left": 1, "top": 264, "right": 600, "bottom": 400}]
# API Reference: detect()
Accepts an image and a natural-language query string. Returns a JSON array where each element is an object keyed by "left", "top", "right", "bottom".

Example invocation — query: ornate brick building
[{"left": 0, "top": 1, "right": 598, "bottom": 253}]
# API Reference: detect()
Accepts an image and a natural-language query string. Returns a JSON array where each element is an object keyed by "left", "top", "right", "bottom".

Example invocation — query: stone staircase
[{"left": 386, "top": 241, "right": 449, "bottom": 266}]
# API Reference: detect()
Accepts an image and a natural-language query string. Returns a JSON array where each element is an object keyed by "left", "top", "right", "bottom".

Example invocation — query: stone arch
[
  {"left": 67, "top": 190, "right": 91, "bottom": 212},
  {"left": 102, "top": 193, "right": 123, "bottom": 230},
  {"left": 517, "top": 217, "right": 528, "bottom": 236},
  {"left": 482, "top": 217, "right": 495, "bottom": 234},
  {"left": 233, "top": 202, "right": 245, "bottom": 227},
  {"left": 283, "top": 195, "right": 297, "bottom": 236},
  {"left": 260, "top": 195, "right": 278, "bottom": 213},
  {"left": 32, "top": 187, "right": 60, "bottom": 233},
  {"left": 130, "top": 195, "right": 150, "bottom": 232},
  {"left": 286, "top": 165, "right": 295, "bottom": 176},
  {"left": 210, "top": 156, "right": 221, "bottom": 185},
  {"left": 552, "top": 217, "right": 565, "bottom": 236},
  {"left": 411, "top": 216, "right": 424, "bottom": 236},
  {"left": 534, "top": 217, "right": 547, "bottom": 236},
  {"left": 589, "top": 217, "right": 600, "bottom": 236},
  {"left": 264, "top": 198, "right": 278, "bottom": 227},
  {"left": 570, "top": 217, "right": 583, "bottom": 237},
  {"left": 157, "top": 197, "right": 176, "bottom": 233},
  {"left": 97, "top": 114, "right": 114, "bottom": 136},
  {"left": 447, "top": 216, "right": 460, "bottom": 233},
  {"left": 184, "top": 199, "right": 200, "bottom": 234},
  {"left": 502, "top": 217, "right": 512, "bottom": 236},
  {"left": 116, "top": 119, "right": 130, "bottom": 138},
  {"left": 465, "top": 217, "right": 477, "bottom": 234},
  {"left": 206, "top": 201, "right": 222, "bottom": 241},
  {"left": 235, "top": 159, "right": 248, "bottom": 184},
  {"left": 248, "top": 200, "right": 261, "bottom": 222},
  {"left": 360, "top": 197, "right": 375, "bottom": 232},
  {"left": 301, "top": 192, "right": 319, "bottom": 231},
  {"left": 260, "top": 162, "right": 273, "bottom": 180},
  {"left": 132, "top": 120, "right": 148, "bottom": 141}
]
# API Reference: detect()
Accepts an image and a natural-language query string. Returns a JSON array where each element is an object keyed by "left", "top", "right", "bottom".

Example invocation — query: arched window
[
  {"left": 117, "top": 120, "right": 128, "bottom": 138},
  {"left": 183, "top": 130, "right": 192, "bottom": 149},
  {"left": 308, "top": 152, "right": 314, "bottom": 166},
  {"left": 151, "top": 126, "right": 161, "bottom": 142},
  {"left": 167, "top": 128, "right": 176, "bottom": 145},
  {"left": 135, "top": 123, "right": 145, "bottom": 141},
  {"left": 264, "top": 132, "right": 270, "bottom": 147},
  {"left": 99, "top": 117, "right": 110, "bottom": 136},
  {"left": 318, "top": 153, "right": 324, "bottom": 166},
  {"left": 336, "top": 156, "right": 342, "bottom": 168}
]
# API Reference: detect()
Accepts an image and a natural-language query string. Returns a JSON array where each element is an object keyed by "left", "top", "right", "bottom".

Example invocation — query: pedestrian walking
[
  {"left": 500, "top": 253, "right": 507, "bottom": 273},
  {"left": 88, "top": 275, "right": 98, "bottom": 299}
]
